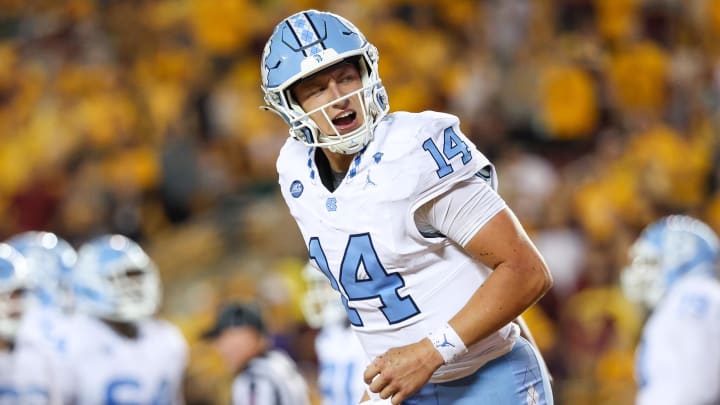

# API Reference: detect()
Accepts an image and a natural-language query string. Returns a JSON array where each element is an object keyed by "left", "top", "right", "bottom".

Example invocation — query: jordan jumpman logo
[{"left": 437, "top": 333, "right": 455, "bottom": 348}]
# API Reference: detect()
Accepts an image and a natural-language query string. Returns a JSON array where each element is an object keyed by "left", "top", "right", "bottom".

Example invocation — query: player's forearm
[{"left": 448, "top": 259, "right": 552, "bottom": 348}]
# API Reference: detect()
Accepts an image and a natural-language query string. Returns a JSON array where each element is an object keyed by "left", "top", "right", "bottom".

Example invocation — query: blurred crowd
[{"left": 1, "top": 0, "right": 720, "bottom": 404}]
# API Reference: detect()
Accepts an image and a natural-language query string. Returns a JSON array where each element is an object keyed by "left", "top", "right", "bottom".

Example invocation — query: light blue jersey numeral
[
  {"left": 319, "top": 361, "right": 356, "bottom": 405},
  {"left": 309, "top": 234, "right": 420, "bottom": 327},
  {"left": 422, "top": 126, "right": 472, "bottom": 178},
  {"left": 105, "top": 378, "right": 171, "bottom": 405}
]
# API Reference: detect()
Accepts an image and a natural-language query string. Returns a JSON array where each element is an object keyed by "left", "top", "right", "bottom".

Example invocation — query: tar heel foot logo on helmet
[
  {"left": 260, "top": 9, "right": 389, "bottom": 155},
  {"left": 73, "top": 234, "right": 162, "bottom": 322},
  {"left": 0, "top": 243, "right": 32, "bottom": 340}
]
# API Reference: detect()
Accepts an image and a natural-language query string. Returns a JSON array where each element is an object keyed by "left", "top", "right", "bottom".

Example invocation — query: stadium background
[{"left": 1, "top": 0, "right": 719, "bottom": 403}]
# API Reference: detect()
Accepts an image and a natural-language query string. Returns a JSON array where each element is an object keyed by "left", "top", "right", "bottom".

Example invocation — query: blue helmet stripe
[{"left": 287, "top": 13, "right": 324, "bottom": 56}]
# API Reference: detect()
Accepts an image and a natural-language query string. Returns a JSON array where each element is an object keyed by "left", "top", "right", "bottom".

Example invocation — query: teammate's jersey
[
  {"left": 17, "top": 306, "right": 72, "bottom": 356},
  {"left": 0, "top": 339, "right": 64, "bottom": 405},
  {"left": 277, "top": 111, "right": 519, "bottom": 383},
  {"left": 635, "top": 275, "right": 720, "bottom": 405},
  {"left": 62, "top": 314, "right": 188, "bottom": 405},
  {"left": 232, "top": 349, "right": 311, "bottom": 405},
  {"left": 315, "top": 323, "right": 367, "bottom": 405}
]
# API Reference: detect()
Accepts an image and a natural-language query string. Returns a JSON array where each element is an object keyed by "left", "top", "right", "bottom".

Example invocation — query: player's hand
[{"left": 363, "top": 338, "right": 444, "bottom": 404}]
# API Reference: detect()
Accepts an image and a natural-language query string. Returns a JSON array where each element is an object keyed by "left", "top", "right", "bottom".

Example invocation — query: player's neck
[
  {"left": 102, "top": 319, "right": 139, "bottom": 339},
  {"left": 0, "top": 338, "right": 13, "bottom": 352},
  {"left": 321, "top": 148, "right": 356, "bottom": 173}
]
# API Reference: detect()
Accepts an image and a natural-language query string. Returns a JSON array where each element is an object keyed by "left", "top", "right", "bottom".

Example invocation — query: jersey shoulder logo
[{"left": 290, "top": 180, "right": 304, "bottom": 198}]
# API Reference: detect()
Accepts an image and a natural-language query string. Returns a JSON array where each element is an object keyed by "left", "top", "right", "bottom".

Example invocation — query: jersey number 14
[{"left": 309, "top": 234, "right": 420, "bottom": 327}]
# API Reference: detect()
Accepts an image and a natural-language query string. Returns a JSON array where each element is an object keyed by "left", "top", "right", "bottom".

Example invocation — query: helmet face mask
[
  {"left": 0, "top": 288, "right": 29, "bottom": 340},
  {"left": 104, "top": 267, "right": 161, "bottom": 322},
  {"left": 621, "top": 242, "right": 665, "bottom": 308},
  {"left": 261, "top": 10, "right": 389, "bottom": 154},
  {"left": 0, "top": 243, "right": 32, "bottom": 340},
  {"left": 621, "top": 215, "right": 720, "bottom": 309},
  {"left": 292, "top": 83, "right": 371, "bottom": 153},
  {"left": 301, "top": 264, "right": 347, "bottom": 328},
  {"left": 74, "top": 235, "right": 161, "bottom": 323}
]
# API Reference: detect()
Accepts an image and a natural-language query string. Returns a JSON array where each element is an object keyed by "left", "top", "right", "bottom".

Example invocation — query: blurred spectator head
[{"left": 201, "top": 301, "right": 268, "bottom": 372}]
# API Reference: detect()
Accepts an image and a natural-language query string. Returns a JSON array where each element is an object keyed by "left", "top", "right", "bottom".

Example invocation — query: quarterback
[{"left": 262, "top": 9, "right": 554, "bottom": 404}]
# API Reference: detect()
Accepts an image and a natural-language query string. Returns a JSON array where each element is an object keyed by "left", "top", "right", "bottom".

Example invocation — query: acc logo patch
[{"left": 290, "top": 180, "right": 304, "bottom": 198}]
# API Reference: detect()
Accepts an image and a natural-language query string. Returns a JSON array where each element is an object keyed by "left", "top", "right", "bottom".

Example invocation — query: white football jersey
[
  {"left": 315, "top": 323, "right": 367, "bottom": 405},
  {"left": 636, "top": 275, "right": 720, "bottom": 405},
  {"left": 277, "top": 111, "right": 519, "bottom": 383},
  {"left": 62, "top": 314, "right": 188, "bottom": 405},
  {"left": 17, "top": 306, "right": 72, "bottom": 356},
  {"left": 0, "top": 340, "right": 64, "bottom": 405}
]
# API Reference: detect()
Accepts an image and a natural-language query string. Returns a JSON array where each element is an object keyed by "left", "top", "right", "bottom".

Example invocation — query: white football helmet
[
  {"left": 621, "top": 215, "right": 720, "bottom": 309},
  {"left": 5, "top": 231, "right": 77, "bottom": 312},
  {"left": 301, "top": 263, "right": 347, "bottom": 329},
  {"left": 73, "top": 234, "right": 161, "bottom": 322},
  {"left": 261, "top": 9, "right": 389, "bottom": 154},
  {"left": 0, "top": 243, "right": 32, "bottom": 340}
]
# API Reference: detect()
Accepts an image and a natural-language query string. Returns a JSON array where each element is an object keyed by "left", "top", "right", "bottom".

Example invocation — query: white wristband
[{"left": 427, "top": 323, "right": 468, "bottom": 364}]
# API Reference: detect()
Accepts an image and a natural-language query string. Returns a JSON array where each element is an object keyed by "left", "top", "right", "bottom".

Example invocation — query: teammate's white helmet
[
  {"left": 301, "top": 263, "right": 347, "bottom": 329},
  {"left": 0, "top": 243, "right": 32, "bottom": 340},
  {"left": 261, "top": 9, "right": 389, "bottom": 155},
  {"left": 621, "top": 215, "right": 720, "bottom": 308},
  {"left": 5, "top": 231, "right": 77, "bottom": 311},
  {"left": 73, "top": 234, "right": 161, "bottom": 322}
]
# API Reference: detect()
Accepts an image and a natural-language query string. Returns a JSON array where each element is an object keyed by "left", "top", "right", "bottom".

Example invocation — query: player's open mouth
[{"left": 332, "top": 110, "right": 359, "bottom": 132}]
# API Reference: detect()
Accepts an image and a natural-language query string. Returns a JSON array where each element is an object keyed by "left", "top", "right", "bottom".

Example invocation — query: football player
[
  {"left": 0, "top": 242, "right": 65, "bottom": 404},
  {"left": 64, "top": 234, "right": 188, "bottom": 404},
  {"left": 261, "top": 10, "right": 553, "bottom": 404},
  {"left": 302, "top": 262, "right": 368, "bottom": 405},
  {"left": 622, "top": 215, "right": 720, "bottom": 404},
  {"left": 5, "top": 231, "right": 77, "bottom": 355}
]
